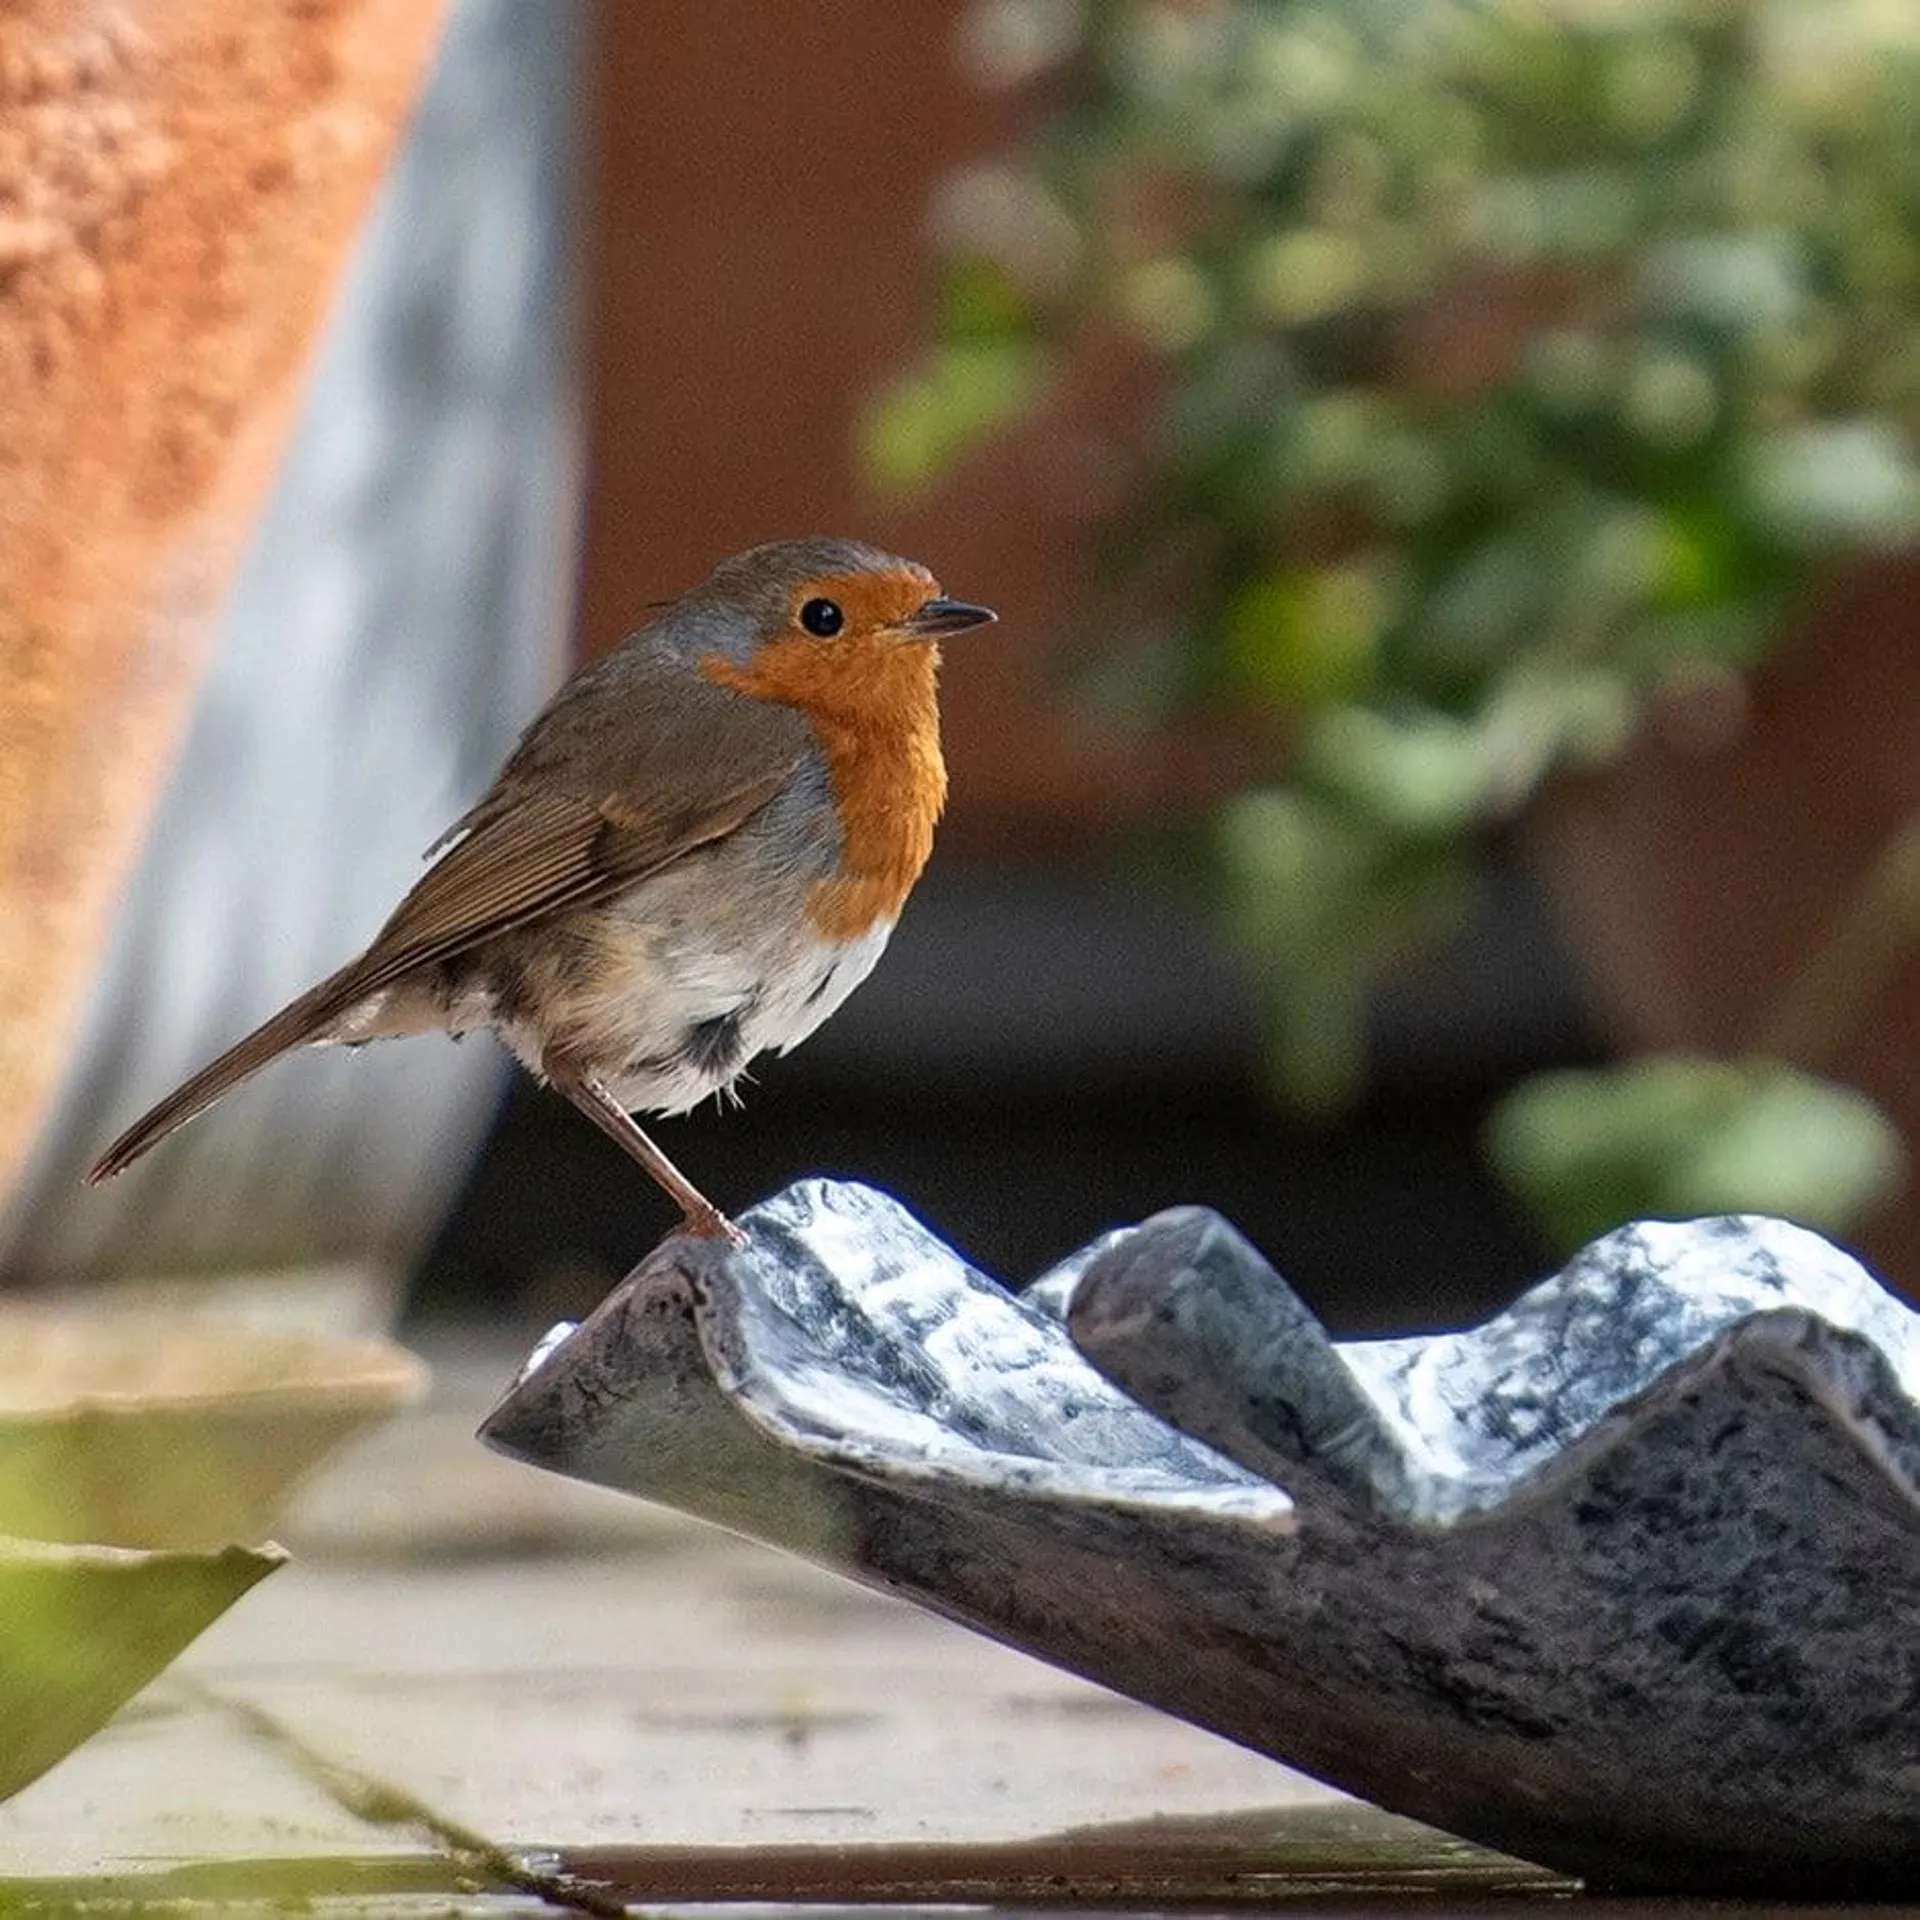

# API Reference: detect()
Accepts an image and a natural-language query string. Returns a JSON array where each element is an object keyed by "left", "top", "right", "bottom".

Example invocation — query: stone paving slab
[
  {"left": 0, "top": 1331, "right": 1866, "bottom": 1917},
  {"left": 0, "top": 1334, "right": 1885, "bottom": 1913},
  {"left": 0, "top": 1341, "right": 1342, "bottom": 1885}
]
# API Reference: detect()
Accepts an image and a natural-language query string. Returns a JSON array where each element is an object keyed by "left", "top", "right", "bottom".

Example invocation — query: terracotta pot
[
  {"left": 1535, "top": 553, "right": 1920, "bottom": 1294},
  {"left": 0, "top": 1, "right": 451, "bottom": 1206},
  {"left": 2, "top": 1, "right": 581, "bottom": 1293}
]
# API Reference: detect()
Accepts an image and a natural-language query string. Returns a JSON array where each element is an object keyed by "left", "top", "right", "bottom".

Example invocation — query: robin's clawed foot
[
  {"left": 553, "top": 1072, "right": 749, "bottom": 1248},
  {"left": 682, "top": 1203, "right": 749, "bottom": 1248}
]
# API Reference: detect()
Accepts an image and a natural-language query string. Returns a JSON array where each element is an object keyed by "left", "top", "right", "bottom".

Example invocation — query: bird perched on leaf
[{"left": 87, "top": 537, "right": 996, "bottom": 1244}]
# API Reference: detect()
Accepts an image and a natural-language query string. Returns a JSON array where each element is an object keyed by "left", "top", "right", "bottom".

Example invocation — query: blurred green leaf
[
  {"left": 1301, "top": 664, "right": 1634, "bottom": 835},
  {"left": 1638, "top": 232, "right": 1810, "bottom": 333},
  {"left": 939, "top": 254, "right": 1034, "bottom": 341},
  {"left": 957, "top": 0, "right": 1088, "bottom": 90},
  {"left": 1300, "top": 704, "right": 1497, "bottom": 837},
  {"left": 1219, "top": 788, "right": 1467, "bottom": 1111},
  {"left": 1120, "top": 255, "right": 1218, "bottom": 353},
  {"left": 1647, "top": 498, "right": 1752, "bottom": 610},
  {"left": 1743, "top": 421, "right": 1920, "bottom": 550},
  {"left": 1488, "top": 1055, "right": 1906, "bottom": 1255},
  {"left": 1243, "top": 228, "right": 1375, "bottom": 323},
  {"left": 861, "top": 335, "right": 1047, "bottom": 499},
  {"left": 1221, "top": 562, "right": 1388, "bottom": 707}
]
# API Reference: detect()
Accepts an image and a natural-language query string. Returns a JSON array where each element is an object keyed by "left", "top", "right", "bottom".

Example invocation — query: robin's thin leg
[{"left": 547, "top": 1065, "right": 746, "bottom": 1246}]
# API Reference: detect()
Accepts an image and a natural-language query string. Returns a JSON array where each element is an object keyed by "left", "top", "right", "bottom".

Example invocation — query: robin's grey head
[{"left": 660, "top": 537, "right": 994, "bottom": 668}]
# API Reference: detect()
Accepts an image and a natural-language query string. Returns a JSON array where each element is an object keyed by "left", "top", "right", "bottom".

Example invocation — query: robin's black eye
[{"left": 799, "top": 597, "right": 843, "bottom": 637}]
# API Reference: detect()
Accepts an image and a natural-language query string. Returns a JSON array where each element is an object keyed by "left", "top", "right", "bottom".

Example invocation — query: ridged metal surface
[{"left": 485, "top": 1181, "right": 1920, "bottom": 1897}]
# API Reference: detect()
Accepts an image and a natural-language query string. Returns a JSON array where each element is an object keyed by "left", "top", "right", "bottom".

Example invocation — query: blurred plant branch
[{"left": 1755, "top": 809, "right": 1920, "bottom": 1070}]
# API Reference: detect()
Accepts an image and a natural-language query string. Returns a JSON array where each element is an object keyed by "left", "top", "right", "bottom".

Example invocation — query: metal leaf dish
[{"left": 481, "top": 1179, "right": 1920, "bottom": 1897}]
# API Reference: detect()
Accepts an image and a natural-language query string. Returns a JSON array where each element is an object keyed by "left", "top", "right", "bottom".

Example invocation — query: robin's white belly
[{"left": 497, "top": 912, "right": 895, "bottom": 1117}]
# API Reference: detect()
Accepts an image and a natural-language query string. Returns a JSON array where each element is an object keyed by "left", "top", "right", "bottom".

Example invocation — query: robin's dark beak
[{"left": 908, "top": 597, "right": 997, "bottom": 636}]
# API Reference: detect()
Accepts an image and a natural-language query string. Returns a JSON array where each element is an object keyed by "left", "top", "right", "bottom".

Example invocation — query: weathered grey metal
[{"left": 481, "top": 1179, "right": 1920, "bottom": 1897}]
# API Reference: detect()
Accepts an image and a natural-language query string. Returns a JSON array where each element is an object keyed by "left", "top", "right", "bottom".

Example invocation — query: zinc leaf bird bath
[{"left": 483, "top": 1179, "right": 1920, "bottom": 1899}]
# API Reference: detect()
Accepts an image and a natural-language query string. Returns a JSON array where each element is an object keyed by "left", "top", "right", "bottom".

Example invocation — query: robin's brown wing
[
  {"left": 87, "top": 656, "right": 813, "bottom": 1181},
  {"left": 361, "top": 748, "right": 803, "bottom": 988}
]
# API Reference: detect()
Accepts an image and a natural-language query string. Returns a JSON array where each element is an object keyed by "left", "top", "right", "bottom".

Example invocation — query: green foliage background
[{"left": 872, "top": 0, "right": 1920, "bottom": 1248}]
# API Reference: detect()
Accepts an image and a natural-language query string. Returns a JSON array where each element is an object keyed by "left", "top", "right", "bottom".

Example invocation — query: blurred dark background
[{"left": 420, "top": 846, "right": 1595, "bottom": 1335}]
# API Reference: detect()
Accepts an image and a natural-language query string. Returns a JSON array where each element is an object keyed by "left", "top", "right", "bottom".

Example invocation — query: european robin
[{"left": 86, "top": 537, "right": 995, "bottom": 1243}]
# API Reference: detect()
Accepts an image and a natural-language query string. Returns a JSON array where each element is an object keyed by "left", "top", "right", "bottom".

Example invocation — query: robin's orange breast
[{"left": 700, "top": 634, "right": 946, "bottom": 943}]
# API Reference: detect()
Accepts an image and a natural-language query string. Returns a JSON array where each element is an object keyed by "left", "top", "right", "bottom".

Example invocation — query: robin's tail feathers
[{"left": 83, "top": 964, "right": 369, "bottom": 1184}]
